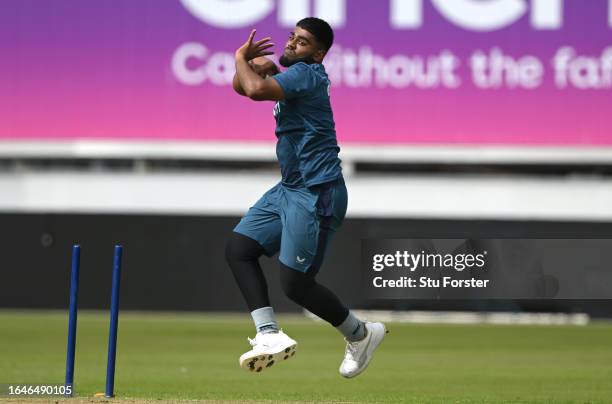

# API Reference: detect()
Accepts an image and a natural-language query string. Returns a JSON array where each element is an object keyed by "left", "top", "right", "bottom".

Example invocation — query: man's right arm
[
  {"left": 233, "top": 73, "right": 246, "bottom": 96},
  {"left": 233, "top": 58, "right": 280, "bottom": 97}
]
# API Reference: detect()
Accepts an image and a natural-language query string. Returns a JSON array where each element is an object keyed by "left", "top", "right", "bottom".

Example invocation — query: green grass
[{"left": 1, "top": 310, "right": 612, "bottom": 403}]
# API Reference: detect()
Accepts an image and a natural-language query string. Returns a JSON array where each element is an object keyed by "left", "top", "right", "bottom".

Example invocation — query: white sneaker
[
  {"left": 339, "top": 322, "right": 387, "bottom": 378},
  {"left": 239, "top": 330, "right": 297, "bottom": 372}
]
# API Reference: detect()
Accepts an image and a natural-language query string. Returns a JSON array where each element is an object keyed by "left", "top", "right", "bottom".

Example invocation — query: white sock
[
  {"left": 336, "top": 311, "right": 365, "bottom": 341},
  {"left": 251, "top": 306, "right": 279, "bottom": 334}
]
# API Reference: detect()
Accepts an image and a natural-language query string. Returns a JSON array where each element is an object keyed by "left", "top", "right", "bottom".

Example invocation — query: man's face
[{"left": 279, "top": 26, "right": 325, "bottom": 67}]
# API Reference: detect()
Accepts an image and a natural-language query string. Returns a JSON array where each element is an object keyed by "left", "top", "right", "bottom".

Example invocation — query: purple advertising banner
[{"left": 1, "top": 0, "right": 611, "bottom": 145}]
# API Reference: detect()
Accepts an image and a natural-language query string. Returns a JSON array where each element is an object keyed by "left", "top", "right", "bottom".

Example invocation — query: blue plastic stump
[
  {"left": 105, "top": 245, "right": 123, "bottom": 398},
  {"left": 65, "top": 244, "right": 81, "bottom": 396}
]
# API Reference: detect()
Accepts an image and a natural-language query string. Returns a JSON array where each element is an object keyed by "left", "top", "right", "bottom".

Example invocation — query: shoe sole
[
  {"left": 239, "top": 342, "right": 297, "bottom": 373},
  {"left": 341, "top": 325, "right": 388, "bottom": 379}
]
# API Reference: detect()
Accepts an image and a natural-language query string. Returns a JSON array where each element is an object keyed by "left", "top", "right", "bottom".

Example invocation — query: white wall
[{"left": 2, "top": 170, "right": 612, "bottom": 221}]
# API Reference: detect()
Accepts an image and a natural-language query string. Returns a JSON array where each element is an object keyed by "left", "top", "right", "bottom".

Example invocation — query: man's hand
[
  {"left": 249, "top": 57, "right": 280, "bottom": 78},
  {"left": 235, "top": 29, "right": 274, "bottom": 61},
  {"left": 233, "top": 29, "right": 284, "bottom": 101}
]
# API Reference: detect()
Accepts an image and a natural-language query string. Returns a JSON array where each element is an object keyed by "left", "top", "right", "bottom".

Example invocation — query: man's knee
[
  {"left": 225, "top": 232, "right": 266, "bottom": 263},
  {"left": 279, "top": 263, "right": 316, "bottom": 301}
]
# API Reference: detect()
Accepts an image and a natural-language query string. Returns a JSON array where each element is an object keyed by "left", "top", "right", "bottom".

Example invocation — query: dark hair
[{"left": 296, "top": 17, "right": 334, "bottom": 51}]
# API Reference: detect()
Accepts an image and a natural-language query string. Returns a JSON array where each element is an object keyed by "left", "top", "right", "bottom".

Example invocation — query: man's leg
[
  {"left": 225, "top": 232, "right": 269, "bottom": 311},
  {"left": 225, "top": 232, "right": 278, "bottom": 333},
  {"left": 279, "top": 181, "right": 386, "bottom": 378},
  {"left": 279, "top": 184, "right": 366, "bottom": 341},
  {"left": 278, "top": 215, "right": 365, "bottom": 341},
  {"left": 229, "top": 183, "right": 283, "bottom": 333},
  {"left": 227, "top": 183, "right": 297, "bottom": 372},
  {"left": 279, "top": 263, "right": 366, "bottom": 340}
]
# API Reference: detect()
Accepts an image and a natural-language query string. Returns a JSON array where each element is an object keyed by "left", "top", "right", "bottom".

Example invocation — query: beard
[{"left": 279, "top": 53, "right": 316, "bottom": 67}]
